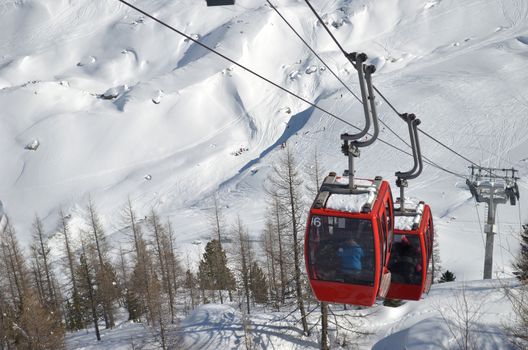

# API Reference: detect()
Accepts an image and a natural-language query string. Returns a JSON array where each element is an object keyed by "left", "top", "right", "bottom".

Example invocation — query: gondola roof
[
  {"left": 394, "top": 201, "right": 425, "bottom": 231},
  {"left": 312, "top": 173, "right": 384, "bottom": 214}
]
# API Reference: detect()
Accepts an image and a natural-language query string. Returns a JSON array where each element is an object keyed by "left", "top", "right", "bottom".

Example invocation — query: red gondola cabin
[
  {"left": 386, "top": 202, "right": 434, "bottom": 300},
  {"left": 305, "top": 172, "right": 394, "bottom": 306}
]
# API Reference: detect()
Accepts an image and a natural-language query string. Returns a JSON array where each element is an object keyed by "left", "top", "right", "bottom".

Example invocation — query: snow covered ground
[
  {"left": 1, "top": 0, "right": 528, "bottom": 348},
  {"left": 67, "top": 320, "right": 161, "bottom": 350},
  {"left": 67, "top": 278, "right": 520, "bottom": 349}
]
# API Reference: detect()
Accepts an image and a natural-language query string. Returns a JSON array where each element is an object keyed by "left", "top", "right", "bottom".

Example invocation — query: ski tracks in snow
[
  {"left": 2, "top": 1, "right": 121, "bottom": 55},
  {"left": 500, "top": 0, "right": 528, "bottom": 29}
]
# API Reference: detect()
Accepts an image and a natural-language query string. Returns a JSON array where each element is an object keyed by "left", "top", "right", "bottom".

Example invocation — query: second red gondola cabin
[{"left": 386, "top": 202, "right": 434, "bottom": 300}]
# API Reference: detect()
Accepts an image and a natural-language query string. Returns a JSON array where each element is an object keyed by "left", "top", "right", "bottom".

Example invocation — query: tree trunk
[
  {"left": 87, "top": 200, "right": 113, "bottom": 329},
  {"left": 35, "top": 217, "right": 55, "bottom": 304},
  {"left": 60, "top": 209, "right": 83, "bottom": 329},
  {"left": 287, "top": 156, "right": 310, "bottom": 336},
  {"left": 80, "top": 239, "right": 100, "bottom": 341},
  {"left": 236, "top": 218, "right": 252, "bottom": 314},
  {"left": 212, "top": 196, "right": 226, "bottom": 304},
  {"left": 166, "top": 221, "right": 179, "bottom": 323},
  {"left": 274, "top": 196, "right": 287, "bottom": 304},
  {"left": 321, "top": 302, "right": 329, "bottom": 350},
  {"left": 125, "top": 200, "right": 153, "bottom": 323},
  {"left": 149, "top": 211, "right": 175, "bottom": 321}
]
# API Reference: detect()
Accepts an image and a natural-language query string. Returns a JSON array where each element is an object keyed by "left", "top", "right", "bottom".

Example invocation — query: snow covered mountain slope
[{"left": 0, "top": 0, "right": 527, "bottom": 282}]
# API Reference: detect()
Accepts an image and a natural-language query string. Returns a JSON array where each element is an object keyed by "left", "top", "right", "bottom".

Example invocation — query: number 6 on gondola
[{"left": 312, "top": 217, "right": 321, "bottom": 227}]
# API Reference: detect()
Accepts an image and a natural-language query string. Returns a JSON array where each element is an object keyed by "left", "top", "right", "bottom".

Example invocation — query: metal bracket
[
  {"left": 394, "top": 113, "right": 423, "bottom": 212},
  {"left": 340, "top": 52, "right": 381, "bottom": 188}
]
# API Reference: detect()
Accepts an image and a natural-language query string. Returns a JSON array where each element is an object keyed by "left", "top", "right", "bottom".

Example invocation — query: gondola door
[
  {"left": 423, "top": 214, "right": 434, "bottom": 294},
  {"left": 376, "top": 191, "right": 393, "bottom": 299}
]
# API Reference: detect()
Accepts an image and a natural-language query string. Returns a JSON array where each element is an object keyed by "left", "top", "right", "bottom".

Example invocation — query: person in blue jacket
[{"left": 338, "top": 237, "right": 364, "bottom": 275}]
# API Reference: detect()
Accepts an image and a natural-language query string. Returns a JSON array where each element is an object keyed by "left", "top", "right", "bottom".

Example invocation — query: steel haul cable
[
  {"left": 117, "top": 0, "right": 466, "bottom": 178},
  {"left": 301, "top": 0, "right": 498, "bottom": 177},
  {"left": 265, "top": 0, "right": 466, "bottom": 178}
]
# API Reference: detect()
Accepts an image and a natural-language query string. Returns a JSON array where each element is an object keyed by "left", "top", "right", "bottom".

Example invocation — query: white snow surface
[
  {"left": 334, "top": 177, "right": 374, "bottom": 187},
  {"left": 1, "top": 0, "right": 528, "bottom": 348},
  {"left": 320, "top": 177, "right": 378, "bottom": 212},
  {"left": 326, "top": 191, "right": 375, "bottom": 213},
  {"left": 67, "top": 319, "right": 161, "bottom": 350},
  {"left": 67, "top": 279, "right": 520, "bottom": 349},
  {"left": 394, "top": 201, "right": 424, "bottom": 230},
  {"left": 394, "top": 215, "right": 417, "bottom": 231}
]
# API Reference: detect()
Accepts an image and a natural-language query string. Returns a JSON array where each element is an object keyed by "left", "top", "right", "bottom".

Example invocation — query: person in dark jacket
[
  {"left": 316, "top": 240, "right": 340, "bottom": 281},
  {"left": 391, "top": 235, "right": 422, "bottom": 283}
]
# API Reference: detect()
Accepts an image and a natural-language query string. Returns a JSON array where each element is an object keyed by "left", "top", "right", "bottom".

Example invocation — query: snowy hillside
[
  {"left": 1, "top": 0, "right": 526, "bottom": 277},
  {"left": 1, "top": 0, "right": 528, "bottom": 348}
]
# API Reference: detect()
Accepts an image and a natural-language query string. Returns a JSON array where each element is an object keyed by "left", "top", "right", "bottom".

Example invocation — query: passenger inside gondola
[
  {"left": 309, "top": 216, "right": 375, "bottom": 285},
  {"left": 389, "top": 235, "right": 422, "bottom": 284},
  {"left": 314, "top": 237, "right": 340, "bottom": 281},
  {"left": 338, "top": 237, "right": 364, "bottom": 281}
]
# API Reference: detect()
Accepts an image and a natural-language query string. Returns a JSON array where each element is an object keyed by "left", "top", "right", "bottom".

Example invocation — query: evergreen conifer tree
[
  {"left": 184, "top": 269, "right": 198, "bottom": 309},
  {"left": 439, "top": 270, "right": 456, "bottom": 283},
  {"left": 249, "top": 262, "right": 268, "bottom": 304},
  {"left": 198, "top": 240, "right": 236, "bottom": 300}
]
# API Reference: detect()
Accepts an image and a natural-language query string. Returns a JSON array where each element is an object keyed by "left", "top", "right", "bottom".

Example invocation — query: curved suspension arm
[
  {"left": 395, "top": 114, "right": 423, "bottom": 180},
  {"left": 340, "top": 53, "right": 381, "bottom": 190},
  {"left": 412, "top": 118, "right": 423, "bottom": 179},
  {"left": 353, "top": 64, "right": 379, "bottom": 148},
  {"left": 342, "top": 52, "right": 371, "bottom": 141}
]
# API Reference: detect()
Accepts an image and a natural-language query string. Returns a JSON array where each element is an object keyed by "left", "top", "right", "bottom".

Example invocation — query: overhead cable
[
  {"left": 302, "top": 0, "right": 490, "bottom": 176},
  {"left": 266, "top": 0, "right": 405, "bottom": 146},
  {"left": 115, "top": 2, "right": 408, "bottom": 154},
  {"left": 267, "top": 0, "right": 465, "bottom": 178},
  {"left": 302, "top": 0, "right": 348, "bottom": 56},
  {"left": 265, "top": 0, "right": 362, "bottom": 103},
  {"left": 118, "top": 0, "right": 466, "bottom": 178}
]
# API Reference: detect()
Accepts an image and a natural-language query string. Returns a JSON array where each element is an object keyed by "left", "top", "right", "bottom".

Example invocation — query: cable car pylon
[{"left": 466, "top": 165, "right": 520, "bottom": 279}]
